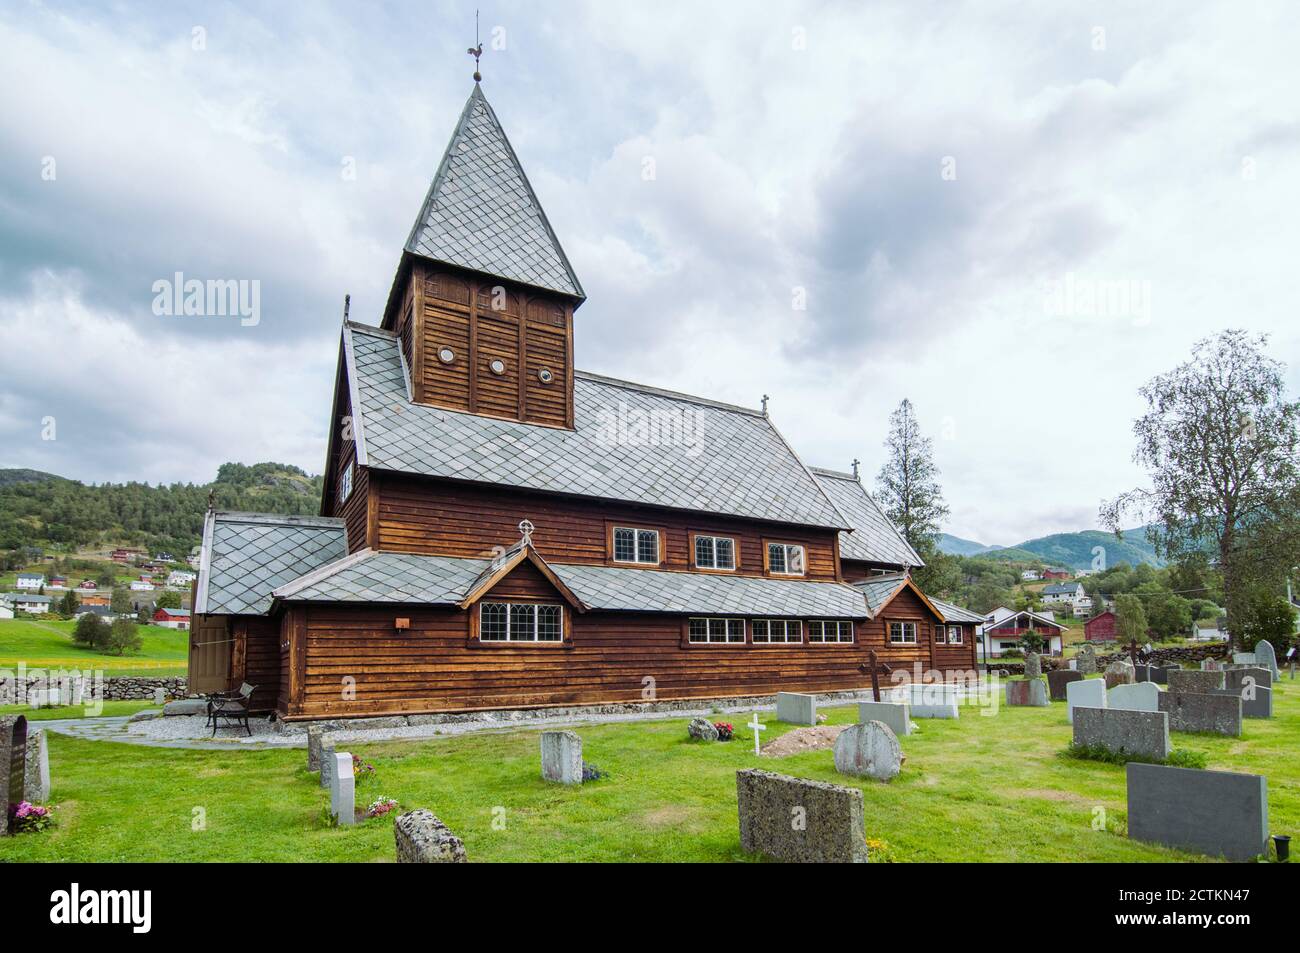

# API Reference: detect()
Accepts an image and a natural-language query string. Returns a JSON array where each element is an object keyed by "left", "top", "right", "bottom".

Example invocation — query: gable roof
[
  {"left": 847, "top": 571, "right": 944, "bottom": 621},
  {"left": 404, "top": 85, "right": 583, "bottom": 299},
  {"left": 1042, "top": 581, "right": 1081, "bottom": 595},
  {"left": 809, "top": 468, "right": 923, "bottom": 568},
  {"left": 343, "top": 324, "right": 850, "bottom": 530},
  {"left": 271, "top": 548, "right": 867, "bottom": 619},
  {"left": 195, "top": 511, "right": 349, "bottom": 616},
  {"left": 982, "top": 608, "right": 1063, "bottom": 631},
  {"left": 928, "top": 596, "right": 986, "bottom": 625}
]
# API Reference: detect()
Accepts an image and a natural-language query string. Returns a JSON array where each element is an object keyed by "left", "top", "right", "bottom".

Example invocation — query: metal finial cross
[
  {"left": 761, "top": 394, "right": 769, "bottom": 415},
  {"left": 518, "top": 519, "right": 534, "bottom": 544},
  {"left": 467, "top": 9, "right": 484, "bottom": 82},
  {"left": 851, "top": 458, "right": 860, "bottom": 480}
]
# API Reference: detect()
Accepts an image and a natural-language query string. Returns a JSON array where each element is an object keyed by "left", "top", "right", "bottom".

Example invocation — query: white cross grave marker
[{"left": 748, "top": 712, "right": 765, "bottom": 756}]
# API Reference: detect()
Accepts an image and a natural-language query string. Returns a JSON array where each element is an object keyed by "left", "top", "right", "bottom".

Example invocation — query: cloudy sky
[{"left": 2, "top": 0, "right": 1299, "bottom": 545}]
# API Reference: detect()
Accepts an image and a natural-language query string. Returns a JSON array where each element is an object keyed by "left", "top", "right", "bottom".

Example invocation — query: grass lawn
[
  {"left": 2, "top": 679, "right": 1296, "bottom": 863},
  {"left": 0, "top": 700, "right": 160, "bottom": 722},
  {"left": 0, "top": 618, "right": 188, "bottom": 675}
]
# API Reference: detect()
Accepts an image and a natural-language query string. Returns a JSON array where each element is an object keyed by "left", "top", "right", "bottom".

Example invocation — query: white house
[
  {"left": 1042, "top": 581, "right": 1088, "bottom": 608},
  {"left": 7, "top": 593, "right": 52, "bottom": 614},
  {"left": 0, "top": 604, "right": 13, "bottom": 620},
  {"left": 978, "top": 606, "right": 1066, "bottom": 658},
  {"left": 1072, "top": 596, "right": 1095, "bottom": 618},
  {"left": 15, "top": 572, "right": 45, "bottom": 591},
  {"left": 1020, "top": 570, "right": 1041, "bottom": 581},
  {"left": 167, "top": 570, "right": 197, "bottom": 587},
  {"left": 129, "top": 580, "right": 155, "bottom": 592}
]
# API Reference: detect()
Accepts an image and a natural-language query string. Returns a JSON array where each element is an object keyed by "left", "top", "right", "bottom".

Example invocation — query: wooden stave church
[{"left": 189, "top": 83, "right": 982, "bottom": 721}]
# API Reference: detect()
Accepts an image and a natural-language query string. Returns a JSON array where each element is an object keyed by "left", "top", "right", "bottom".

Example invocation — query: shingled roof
[
  {"left": 195, "top": 512, "right": 349, "bottom": 616},
  {"left": 404, "top": 84, "right": 583, "bottom": 299},
  {"left": 810, "top": 468, "right": 923, "bottom": 568},
  {"left": 271, "top": 548, "right": 867, "bottom": 619},
  {"left": 343, "top": 324, "right": 849, "bottom": 530},
  {"left": 928, "top": 596, "right": 986, "bottom": 625}
]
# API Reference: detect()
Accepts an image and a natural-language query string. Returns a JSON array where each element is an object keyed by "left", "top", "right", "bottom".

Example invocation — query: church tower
[{"left": 380, "top": 84, "right": 584, "bottom": 429}]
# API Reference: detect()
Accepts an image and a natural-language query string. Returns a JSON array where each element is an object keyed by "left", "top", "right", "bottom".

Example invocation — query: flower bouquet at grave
[
  {"left": 352, "top": 755, "right": 376, "bottom": 781},
  {"left": 714, "top": 722, "right": 734, "bottom": 741},
  {"left": 9, "top": 801, "right": 54, "bottom": 833},
  {"left": 365, "top": 796, "right": 399, "bottom": 819}
]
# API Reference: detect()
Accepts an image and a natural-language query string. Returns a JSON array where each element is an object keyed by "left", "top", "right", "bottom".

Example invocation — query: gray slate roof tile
[
  {"left": 196, "top": 512, "right": 348, "bottom": 616},
  {"left": 347, "top": 326, "right": 849, "bottom": 529},
  {"left": 928, "top": 596, "right": 986, "bottom": 624},
  {"left": 272, "top": 549, "right": 866, "bottom": 619},
  {"left": 850, "top": 572, "right": 911, "bottom": 616},
  {"left": 811, "top": 468, "right": 923, "bottom": 567},
  {"left": 405, "top": 85, "right": 583, "bottom": 298}
]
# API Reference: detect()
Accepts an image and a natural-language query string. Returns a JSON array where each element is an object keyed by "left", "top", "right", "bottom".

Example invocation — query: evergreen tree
[{"left": 874, "top": 399, "right": 950, "bottom": 589}]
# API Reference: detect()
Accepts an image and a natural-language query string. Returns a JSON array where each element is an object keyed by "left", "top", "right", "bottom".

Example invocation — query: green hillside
[
  {"left": 940, "top": 526, "right": 1164, "bottom": 570},
  {"left": 0, "top": 462, "right": 323, "bottom": 557},
  {"left": 937, "top": 533, "right": 994, "bottom": 557}
]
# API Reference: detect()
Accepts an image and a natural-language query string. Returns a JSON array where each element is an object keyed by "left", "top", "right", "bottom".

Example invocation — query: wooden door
[{"left": 188, "top": 615, "right": 231, "bottom": 694}]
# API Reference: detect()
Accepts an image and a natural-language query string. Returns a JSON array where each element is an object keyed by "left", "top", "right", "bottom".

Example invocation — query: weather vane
[{"left": 467, "top": 9, "right": 484, "bottom": 83}]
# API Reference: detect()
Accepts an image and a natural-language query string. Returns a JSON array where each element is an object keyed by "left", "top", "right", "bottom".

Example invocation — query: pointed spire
[{"left": 404, "top": 86, "right": 584, "bottom": 299}]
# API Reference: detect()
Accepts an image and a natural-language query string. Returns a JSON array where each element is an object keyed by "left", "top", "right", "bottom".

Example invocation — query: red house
[
  {"left": 1083, "top": 610, "right": 1117, "bottom": 642},
  {"left": 1041, "top": 569, "right": 1070, "bottom": 580}
]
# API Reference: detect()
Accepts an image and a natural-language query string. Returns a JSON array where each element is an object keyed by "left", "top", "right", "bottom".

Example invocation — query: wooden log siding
[
  {"left": 336, "top": 459, "right": 369, "bottom": 552},
  {"left": 275, "top": 561, "right": 968, "bottom": 719},
  {"left": 243, "top": 617, "right": 281, "bottom": 713},
  {"left": 373, "top": 473, "right": 841, "bottom": 580}
]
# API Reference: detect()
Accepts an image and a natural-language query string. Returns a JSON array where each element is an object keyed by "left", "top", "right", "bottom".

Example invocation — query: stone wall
[
  {"left": 990, "top": 642, "right": 1231, "bottom": 676},
  {"left": 0, "top": 675, "right": 188, "bottom": 705}
]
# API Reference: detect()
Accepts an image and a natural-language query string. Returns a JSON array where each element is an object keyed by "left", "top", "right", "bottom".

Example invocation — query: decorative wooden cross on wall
[{"left": 859, "top": 649, "right": 893, "bottom": 702}]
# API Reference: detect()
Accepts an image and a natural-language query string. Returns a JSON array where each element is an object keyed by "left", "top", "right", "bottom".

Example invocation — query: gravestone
[
  {"left": 1225, "top": 667, "right": 1272, "bottom": 691},
  {"left": 23, "top": 728, "right": 49, "bottom": 803},
  {"left": 1255, "top": 639, "right": 1280, "bottom": 678},
  {"left": 329, "top": 751, "right": 354, "bottom": 826},
  {"left": 540, "top": 730, "right": 583, "bottom": 784},
  {"left": 1232, "top": 652, "right": 1257, "bottom": 665},
  {"left": 394, "top": 809, "right": 466, "bottom": 863},
  {"left": 1167, "top": 669, "right": 1224, "bottom": 694},
  {"left": 1200, "top": 658, "right": 1221, "bottom": 672},
  {"left": 1005, "top": 678, "right": 1050, "bottom": 707},
  {"left": 0, "top": 715, "right": 27, "bottom": 835},
  {"left": 1127, "top": 763, "right": 1268, "bottom": 862},
  {"left": 833, "top": 721, "right": 902, "bottom": 781},
  {"left": 1047, "top": 669, "right": 1083, "bottom": 701},
  {"left": 1023, "top": 652, "right": 1042, "bottom": 678},
  {"left": 1210, "top": 686, "right": 1273, "bottom": 719},
  {"left": 857, "top": 701, "right": 911, "bottom": 736},
  {"left": 1073, "top": 707, "right": 1170, "bottom": 761},
  {"left": 902, "top": 684, "right": 959, "bottom": 719},
  {"left": 775, "top": 692, "right": 817, "bottom": 726},
  {"left": 307, "top": 725, "right": 325, "bottom": 771},
  {"left": 1104, "top": 661, "right": 1135, "bottom": 689},
  {"left": 1107, "top": 681, "right": 1161, "bottom": 713},
  {"left": 1158, "top": 691, "right": 1242, "bottom": 737},
  {"left": 735, "top": 768, "right": 869, "bottom": 863},
  {"left": 1148, "top": 665, "right": 1175, "bottom": 686},
  {"left": 319, "top": 741, "right": 337, "bottom": 789},
  {"left": 1066, "top": 678, "right": 1107, "bottom": 724},
  {"left": 1075, "top": 643, "right": 1097, "bottom": 676},
  {"left": 687, "top": 717, "right": 719, "bottom": 741}
]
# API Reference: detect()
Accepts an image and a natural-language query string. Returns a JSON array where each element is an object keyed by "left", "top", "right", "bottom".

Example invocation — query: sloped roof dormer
[{"left": 405, "top": 84, "right": 584, "bottom": 300}]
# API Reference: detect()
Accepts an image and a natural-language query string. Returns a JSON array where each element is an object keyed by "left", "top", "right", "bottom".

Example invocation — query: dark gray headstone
[
  {"left": 1167, "top": 669, "right": 1224, "bottom": 694},
  {"left": 1073, "top": 707, "right": 1170, "bottom": 761},
  {"left": 1148, "top": 665, "right": 1176, "bottom": 685},
  {"left": 1225, "top": 667, "right": 1272, "bottom": 692},
  {"left": 1127, "top": 763, "right": 1268, "bottom": 861},
  {"left": 1210, "top": 686, "right": 1273, "bottom": 719},
  {"left": 0, "top": 715, "right": 28, "bottom": 835},
  {"left": 1158, "top": 691, "right": 1242, "bottom": 736},
  {"left": 23, "top": 728, "right": 49, "bottom": 803},
  {"left": 736, "top": 768, "right": 869, "bottom": 863},
  {"left": 1047, "top": 669, "right": 1083, "bottom": 701},
  {"left": 1005, "top": 677, "right": 1050, "bottom": 706}
]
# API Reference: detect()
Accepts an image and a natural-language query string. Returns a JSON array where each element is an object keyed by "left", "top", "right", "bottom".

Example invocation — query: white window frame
[
  {"left": 479, "top": 602, "right": 564, "bottom": 643},
  {"left": 613, "top": 526, "right": 660, "bottom": 565},
  {"left": 693, "top": 534, "right": 736, "bottom": 571},
  {"left": 766, "top": 542, "right": 806, "bottom": 576},
  {"left": 337, "top": 462, "right": 354, "bottom": 503},
  {"left": 807, "top": 620, "right": 854, "bottom": 644},
  {"left": 888, "top": 620, "right": 918, "bottom": 644},
  {"left": 687, "top": 617, "right": 745, "bottom": 644},
  {"left": 947, "top": 625, "right": 963, "bottom": 644},
  {"left": 751, "top": 619, "right": 803, "bottom": 644}
]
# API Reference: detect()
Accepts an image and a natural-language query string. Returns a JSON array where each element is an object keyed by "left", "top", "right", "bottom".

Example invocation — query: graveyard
[{"left": 2, "top": 673, "right": 1296, "bottom": 863}]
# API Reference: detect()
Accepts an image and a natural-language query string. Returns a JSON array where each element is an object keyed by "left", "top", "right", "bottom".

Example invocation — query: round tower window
[
  {"left": 489, "top": 359, "right": 506, "bottom": 376},
  {"left": 437, "top": 347, "right": 455, "bottom": 364},
  {"left": 538, "top": 367, "right": 554, "bottom": 384}
]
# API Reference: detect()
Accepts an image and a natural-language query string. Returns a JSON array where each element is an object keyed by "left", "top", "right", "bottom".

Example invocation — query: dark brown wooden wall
[
  {"left": 373, "top": 472, "right": 842, "bottom": 580},
  {"left": 276, "top": 563, "right": 973, "bottom": 719},
  {"left": 388, "top": 261, "right": 574, "bottom": 428}
]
